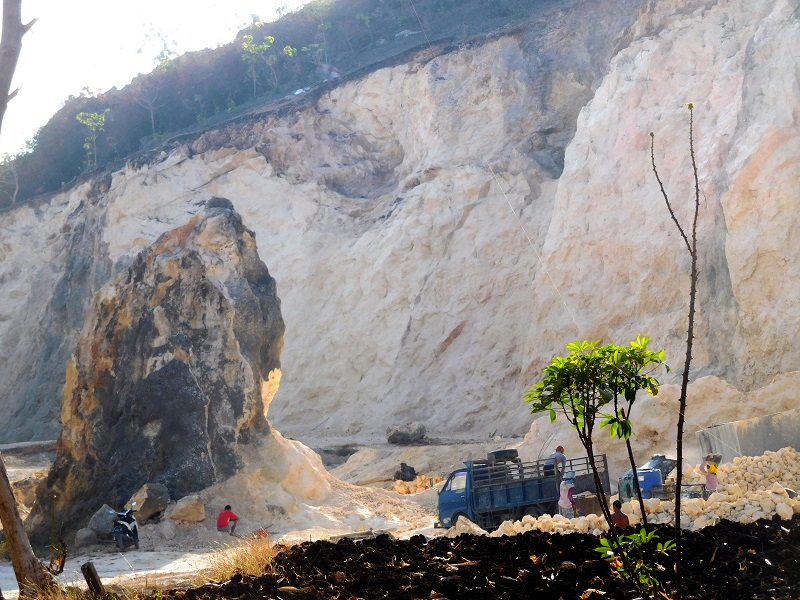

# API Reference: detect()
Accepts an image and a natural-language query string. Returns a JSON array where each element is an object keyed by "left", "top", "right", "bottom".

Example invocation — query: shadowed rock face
[{"left": 30, "top": 198, "right": 284, "bottom": 542}]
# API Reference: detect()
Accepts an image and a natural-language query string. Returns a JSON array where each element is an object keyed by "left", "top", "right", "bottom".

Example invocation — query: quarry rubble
[{"left": 491, "top": 447, "right": 800, "bottom": 538}]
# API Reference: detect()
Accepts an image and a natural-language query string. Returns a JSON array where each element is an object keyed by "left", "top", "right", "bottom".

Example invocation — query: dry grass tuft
[
  {"left": 201, "top": 534, "right": 282, "bottom": 583},
  {"left": 27, "top": 583, "right": 146, "bottom": 599}
]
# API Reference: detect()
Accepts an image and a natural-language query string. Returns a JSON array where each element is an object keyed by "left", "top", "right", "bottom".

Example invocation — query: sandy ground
[
  {"left": 0, "top": 511, "right": 443, "bottom": 599},
  {"left": 0, "top": 548, "right": 216, "bottom": 599},
  {"left": 0, "top": 515, "right": 443, "bottom": 598},
  {"left": 0, "top": 436, "right": 468, "bottom": 599}
]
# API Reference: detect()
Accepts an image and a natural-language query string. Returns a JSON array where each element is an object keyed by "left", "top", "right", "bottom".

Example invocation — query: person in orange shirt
[{"left": 217, "top": 504, "right": 239, "bottom": 536}]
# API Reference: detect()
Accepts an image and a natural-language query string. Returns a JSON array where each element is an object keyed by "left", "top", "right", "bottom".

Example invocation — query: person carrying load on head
[
  {"left": 699, "top": 454, "right": 719, "bottom": 498},
  {"left": 544, "top": 445, "right": 567, "bottom": 477}
]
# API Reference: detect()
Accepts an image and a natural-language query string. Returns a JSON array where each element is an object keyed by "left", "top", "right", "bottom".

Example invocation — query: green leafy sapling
[
  {"left": 526, "top": 337, "right": 673, "bottom": 599},
  {"left": 526, "top": 339, "right": 620, "bottom": 529},
  {"left": 596, "top": 527, "right": 675, "bottom": 599},
  {"left": 599, "top": 335, "right": 669, "bottom": 530}
]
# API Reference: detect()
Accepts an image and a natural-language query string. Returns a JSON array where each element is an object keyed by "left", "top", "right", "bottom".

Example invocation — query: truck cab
[{"left": 438, "top": 468, "right": 469, "bottom": 527}]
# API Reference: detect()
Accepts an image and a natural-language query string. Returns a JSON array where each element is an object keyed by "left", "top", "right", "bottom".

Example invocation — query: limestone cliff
[
  {"left": 0, "top": 0, "right": 797, "bottom": 469},
  {"left": 28, "top": 199, "right": 284, "bottom": 540}
]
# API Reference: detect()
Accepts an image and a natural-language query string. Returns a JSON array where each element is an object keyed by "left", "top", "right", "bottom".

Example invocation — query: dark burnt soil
[{"left": 158, "top": 515, "right": 800, "bottom": 599}]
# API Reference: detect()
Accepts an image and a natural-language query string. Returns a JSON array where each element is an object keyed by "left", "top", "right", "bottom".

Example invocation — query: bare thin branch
[{"left": 650, "top": 132, "right": 691, "bottom": 253}]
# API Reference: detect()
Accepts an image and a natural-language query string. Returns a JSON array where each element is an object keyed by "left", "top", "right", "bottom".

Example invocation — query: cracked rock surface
[{"left": 28, "top": 198, "right": 284, "bottom": 545}]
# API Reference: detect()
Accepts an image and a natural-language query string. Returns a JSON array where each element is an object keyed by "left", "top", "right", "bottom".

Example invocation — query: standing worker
[
  {"left": 558, "top": 471, "right": 576, "bottom": 518},
  {"left": 544, "top": 445, "right": 567, "bottom": 477},
  {"left": 611, "top": 500, "right": 630, "bottom": 530},
  {"left": 699, "top": 454, "right": 719, "bottom": 498},
  {"left": 217, "top": 504, "right": 239, "bottom": 536}
]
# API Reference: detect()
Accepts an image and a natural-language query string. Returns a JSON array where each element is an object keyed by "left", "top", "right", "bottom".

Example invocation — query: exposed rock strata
[{"left": 29, "top": 199, "right": 284, "bottom": 542}]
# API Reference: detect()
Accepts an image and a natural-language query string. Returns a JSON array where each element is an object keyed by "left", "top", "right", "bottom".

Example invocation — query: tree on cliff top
[{"left": 0, "top": 0, "right": 59, "bottom": 596}]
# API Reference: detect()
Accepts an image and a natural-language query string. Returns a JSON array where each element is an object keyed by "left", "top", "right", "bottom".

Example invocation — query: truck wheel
[
  {"left": 452, "top": 513, "right": 469, "bottom": 527},
  {"left": 523, "top": 505, "right": 545, "bottom": 518}
]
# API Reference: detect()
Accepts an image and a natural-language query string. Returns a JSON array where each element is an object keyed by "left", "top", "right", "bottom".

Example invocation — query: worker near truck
[
  {"left": 700, "top": 454, "right": 719, "bottom": 497},
  {"left": 558, "top": 471, "right": 576, "bottom": 517},
  {"left": 611, "top": 500, "right": 630, "bottom": 530},
  {"left": 544, "top": 445, "right": 567, "bottom": 478}
]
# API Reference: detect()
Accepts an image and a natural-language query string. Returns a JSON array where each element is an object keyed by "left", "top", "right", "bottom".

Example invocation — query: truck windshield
[{"left": 444, "top": 470, "right": 467, "bottom": 492}]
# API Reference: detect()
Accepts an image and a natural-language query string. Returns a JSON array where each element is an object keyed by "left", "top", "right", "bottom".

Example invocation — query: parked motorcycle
[{"left": 109, "top": 502, "right": 139, "bottom": 551}]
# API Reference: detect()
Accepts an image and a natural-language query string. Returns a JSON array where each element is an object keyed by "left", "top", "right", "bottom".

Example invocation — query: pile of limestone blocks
[
  {"left": 489, "top": 447, "right": 800, "bottom": 538},
  {"left": 394, "top": 474, "right": 445, "bottom": 494}
]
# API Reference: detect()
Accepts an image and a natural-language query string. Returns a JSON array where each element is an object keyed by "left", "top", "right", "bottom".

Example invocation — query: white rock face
[{"left": 0, "top": 0, "right": 797, "bottom": 479}]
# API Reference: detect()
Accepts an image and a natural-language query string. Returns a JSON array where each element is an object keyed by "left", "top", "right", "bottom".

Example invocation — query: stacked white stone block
[{"left": 488, "top": 447, "right": 800, "bottom": 538}]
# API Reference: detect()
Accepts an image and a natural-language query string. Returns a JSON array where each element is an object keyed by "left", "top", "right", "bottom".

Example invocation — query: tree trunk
[
  {"left": 0, "top": 5, "right": 52, "bottom": 597},
  {"left": 0, "top": 455, "right": 54, "bottom": 597},
  {"left": 650, "top": 105, "right": 702, "bottom": 600},
  {"left": 624, "top": 437, "right": 649, "bottom": 530},
  {"left": 0, "top": 0, "right": 33, "bottom": 135}
]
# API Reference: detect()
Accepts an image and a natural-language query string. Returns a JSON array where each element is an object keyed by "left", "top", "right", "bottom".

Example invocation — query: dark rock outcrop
[
  {"left": 386, "top": 423, "right": 427, "bottom": 445},
  {"left": 29, "top": 199, "right": 284, "bottom": 543}
]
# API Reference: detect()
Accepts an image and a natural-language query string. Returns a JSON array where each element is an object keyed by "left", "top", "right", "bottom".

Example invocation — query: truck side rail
[
  {"left": 470, "top": 454, "right": 609, "bottom": 491},
  {"left": 470, "top": 458, "right": 551, "bottom": 488},
  {"left": 469, "top": 458, "right": 559, "bottom": 521}
]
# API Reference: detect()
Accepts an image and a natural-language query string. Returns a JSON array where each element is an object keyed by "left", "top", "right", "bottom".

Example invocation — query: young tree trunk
[
  {"left": 0, "top": 456, "right": 54, "bottom": 597},
  {"left": 624, "top": 437, "right": 649, "bottom": 530},
  {"left": 0, "top": 5, "right": 53, "bottom": 597},
  {"left": 650, "top": 104, "right": 702, "bottom": 600},
  {"left": 671, "top": 107, "right": 701, "bottom": 600}
]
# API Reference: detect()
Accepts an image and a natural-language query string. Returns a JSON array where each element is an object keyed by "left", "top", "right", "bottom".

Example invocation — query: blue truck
[
  {"left": 437, "top": 449, "right": 610, "bottom": 530},
  {"left": 618, "top": 454, "right": 707, "bottom": 501}
]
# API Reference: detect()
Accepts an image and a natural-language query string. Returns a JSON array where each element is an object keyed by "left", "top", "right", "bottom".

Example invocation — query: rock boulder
[
  {"left": 127, "top": 483, "right": 170, "bottom": 522},
  {"left": 167, "top": 495, "right": 206, "bottom": 523},
  {"left": 87, "top": 504, "right": 117, "bottom": 537},
  {"left": 74, "top": 528, "right": 98, "bottom": 549},
  {"left": 29, "top": 199, "right": 284, "bottom": 545},
  {"left": 386, "top": 423, "right": 426, "bottom": 445}
]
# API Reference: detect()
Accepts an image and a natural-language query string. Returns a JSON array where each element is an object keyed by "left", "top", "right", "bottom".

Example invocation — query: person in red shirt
[{"left": 217, "top": 505, "right": 238, "bottom": 535}]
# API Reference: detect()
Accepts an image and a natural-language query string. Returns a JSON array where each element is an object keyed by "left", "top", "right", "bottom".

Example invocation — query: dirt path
[{"left": 0, "top": 549, "right": 215, "bottom": 599}]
